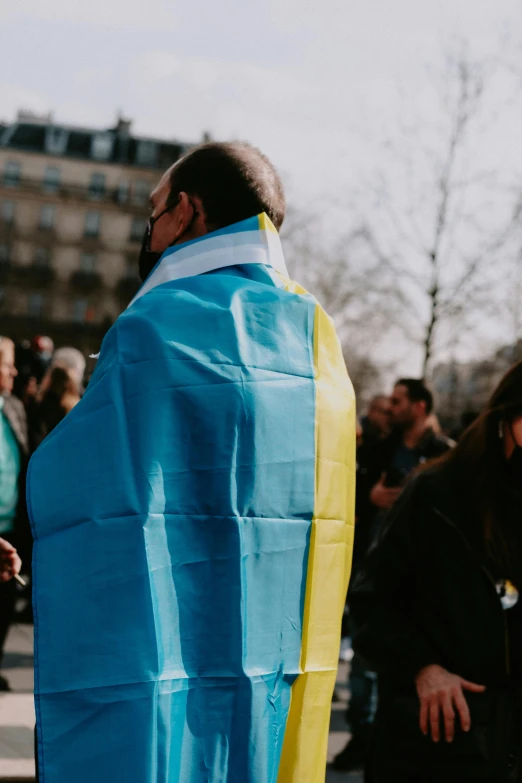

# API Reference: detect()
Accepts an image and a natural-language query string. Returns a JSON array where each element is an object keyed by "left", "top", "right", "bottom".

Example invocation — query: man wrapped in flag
[{"left": 28, "top": 142, "right": 356, "bottom": 782}]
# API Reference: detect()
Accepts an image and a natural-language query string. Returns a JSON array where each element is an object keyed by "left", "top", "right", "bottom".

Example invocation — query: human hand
[
  {"left": 416, "top": 664, "right": 486, "bottom": 743},
  {"left": 369, "top": 474, "right": 401, "bottom": 510},
  {"left": 0, "top": 538, "right": 21, "bottom": 583}
]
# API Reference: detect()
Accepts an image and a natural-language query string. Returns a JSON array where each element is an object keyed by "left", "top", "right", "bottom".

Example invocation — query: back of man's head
[
  {"left": 167, "top": 142, "right": 285, "bottom": 232},
  {"left": 395, "top": 378, "right": 434, "bottom": 416}
]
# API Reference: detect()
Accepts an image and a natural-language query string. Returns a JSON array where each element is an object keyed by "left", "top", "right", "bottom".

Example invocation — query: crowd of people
[
  {"left": 332, "top": 366, "right": 522, "bottom": 782},
  {"left": 0, "top": 334, "right": 85, "bottom": 688}
]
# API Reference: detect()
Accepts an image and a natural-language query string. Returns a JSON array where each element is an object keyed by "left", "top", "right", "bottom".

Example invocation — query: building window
[
  {"left": 0, "top": 244, "right": 9, "bottom": 263},
  {"left": 132, "top": 180, "right": 149, "bottom": 206},
  {"left": 28, "top": 292, "right": 44, "bottom": 318},
  {"left": 80, "top": 252, "right": 96, "bottom": 273},
  {"left": 39, "top": 204, "right": 56, "bottom": 230},
  {"left": 116, "top": 180, "right": 129, "bottom": 204},
  {"left": 130, "top": 217, "right": 147, "bottom": 242},
  {"left": 136, "top": 141, "right": 157, "bottom": 167},
  {"left": 73, "top": 299, "right": 88, "bottom": 323},
  {"left": 46, "top": 127, "right": 68, "bottom": 155},
  {"left": 34, "top": 247, "right": 50, "bottom": 267},
  {"left": 1, "top": 201, "right": 15, "bottom": 224},
  {"left": 3, "top": 161, "right": 20, "bottom": 187},
  {"left": 88, "top": 172, "right": 106, "bottom": 200},
  {"left": 91, "top": 133, "right": 113, "bottom": 161},
  {"left": 43, "top": 166, "right": 60, "bottom": 194},
  {"left": 84, "top": 211, "right": 101, "bottom": 238}
]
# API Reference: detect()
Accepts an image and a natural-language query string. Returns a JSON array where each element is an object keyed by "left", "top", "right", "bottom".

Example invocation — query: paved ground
[
  {"left": 0, "top": 624, "right": 34, "bottom": 780},
  {"left": 0, "top": 624, "right": 362, "bottom": 782}
]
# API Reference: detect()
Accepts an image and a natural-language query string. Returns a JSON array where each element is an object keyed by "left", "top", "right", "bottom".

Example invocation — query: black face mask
[{"left": 138, "top": 207, "right": 171, "bottom": 283}]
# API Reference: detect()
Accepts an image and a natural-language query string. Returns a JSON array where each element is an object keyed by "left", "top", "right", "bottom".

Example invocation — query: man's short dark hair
[
  {"left": 167, "top": 141, "right": 285, "bottom": 232},
  {"left": 395, "top": 378, "right": 434, "bottom": 415}
]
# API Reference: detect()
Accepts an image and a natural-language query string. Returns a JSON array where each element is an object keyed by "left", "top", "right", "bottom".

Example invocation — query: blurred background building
[
  {"left": 0, "top": 110, "right": 191, "bottom": 354},
  {"left": 432, "top": 339, "right": 522, "bottom": 432}
]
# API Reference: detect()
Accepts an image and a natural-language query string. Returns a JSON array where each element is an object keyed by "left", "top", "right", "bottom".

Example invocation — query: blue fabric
[
  {"left": 28, "top": 264, "right": 317, "bottom": 782},
  {"left": 0, "top": 397, "right": 20, "bottom": 534}
]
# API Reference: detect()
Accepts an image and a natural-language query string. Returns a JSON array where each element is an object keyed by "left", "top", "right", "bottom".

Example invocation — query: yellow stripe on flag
[
  {"left": 258, "top": 213, "right": 278, "bottom": 233},
  {"left": 275, "top": 285, "right": 356, "bottom": 783}
]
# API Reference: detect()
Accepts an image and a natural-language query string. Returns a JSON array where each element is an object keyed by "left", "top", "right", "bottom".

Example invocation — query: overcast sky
[{"left": 0, "top": 0, "right": 520, "bottom": 204}]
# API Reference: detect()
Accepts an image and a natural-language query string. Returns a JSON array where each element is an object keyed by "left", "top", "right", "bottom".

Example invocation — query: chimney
[
  {"left": 115, "top": 114, "right": 132, "bottom": 136},
  {"left": 17, "top": 109, "right": 53, "bottom": 125}
]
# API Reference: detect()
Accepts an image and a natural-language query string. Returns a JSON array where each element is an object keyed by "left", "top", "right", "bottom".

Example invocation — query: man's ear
[
  {"left": 174, "top": 192, "right": 194, "bottom": 238},
  {"left": 174, "top": 192, "right": 207, "bottom": 241}
]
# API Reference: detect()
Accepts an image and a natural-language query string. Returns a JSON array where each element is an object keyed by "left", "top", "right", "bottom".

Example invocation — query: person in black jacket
[{"left": 350, "top": 360, "right": 522, "bottom": 782}]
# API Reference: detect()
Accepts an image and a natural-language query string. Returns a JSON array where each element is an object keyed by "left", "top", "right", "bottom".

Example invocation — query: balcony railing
[
  {"left": 0, "top": 176, "right": 151, "bottom": 212},
  {"left": 0, "top": 261, "right": 56, "bottom": 286},
  {"left": 69, "top": 270, "right": 103, "bottom": 292},
  {"left": 0, "top": 261, "right": 11, "bottom": 282},
  {"left": 13, "top": 264, "right": 56, "bottom": 286}
]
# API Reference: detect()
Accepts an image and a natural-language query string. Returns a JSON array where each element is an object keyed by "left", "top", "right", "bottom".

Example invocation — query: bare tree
[
  {"left": 352, "top": 47, "right": 522, "bottom": 377},
  {"left": 281, "top": 213, "right": 402, "bottom": 400}
]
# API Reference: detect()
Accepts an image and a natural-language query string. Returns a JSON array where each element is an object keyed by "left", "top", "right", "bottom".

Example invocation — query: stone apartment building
[{"left": 0, "top": 111, "right": 193, "bottom": 354}]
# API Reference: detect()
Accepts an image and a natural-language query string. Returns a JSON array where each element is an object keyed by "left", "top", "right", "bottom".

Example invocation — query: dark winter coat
[{"left": 350, "top": 465, "right": 521, "bottom": 782}]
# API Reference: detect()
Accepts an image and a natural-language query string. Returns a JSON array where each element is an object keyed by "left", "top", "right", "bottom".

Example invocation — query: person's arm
[
  {"left": 415, "top": 664, "right": 485, "bottom": 743},
  {"left": 369, "top": 473, "right": 402, "bottom": 510},
  {"left": 364, "top": 436, "right": 402, "bottom": 511},
  {"left": 0, "top": 538, "right": 21, "bottom": 582}
]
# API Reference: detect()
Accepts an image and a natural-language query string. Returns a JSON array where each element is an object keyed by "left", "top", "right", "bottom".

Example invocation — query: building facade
[{"left": 0, "top": 111, "right": 191, "bottom": 354}]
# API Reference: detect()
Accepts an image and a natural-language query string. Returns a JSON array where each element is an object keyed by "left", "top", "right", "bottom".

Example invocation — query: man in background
[
  {"left": 0, "top": 337, "right": 29, "bottom": 690},
  {"left": 367, "top": 378, "right": 452, "bottom": 515}
]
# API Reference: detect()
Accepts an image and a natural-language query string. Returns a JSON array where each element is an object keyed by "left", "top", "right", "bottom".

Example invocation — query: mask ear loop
[{"left": 499, "top": 421, "right": 504, "bottom": 440}]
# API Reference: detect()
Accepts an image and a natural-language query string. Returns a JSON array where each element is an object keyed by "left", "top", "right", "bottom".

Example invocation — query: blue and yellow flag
[{"left": 28, "top": 214, "right": 356, "bottom": 782}]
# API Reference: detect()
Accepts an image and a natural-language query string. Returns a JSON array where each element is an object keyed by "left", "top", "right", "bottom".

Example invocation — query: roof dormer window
[
  {"left": 91, "top": 133, "right": 113, "bottom": 161},
  {"left": 45, "top": 127, "right": 68, "bottom": 155},
  {"left": 136, "top": 140, "right": 157, "bottom": 167}
]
